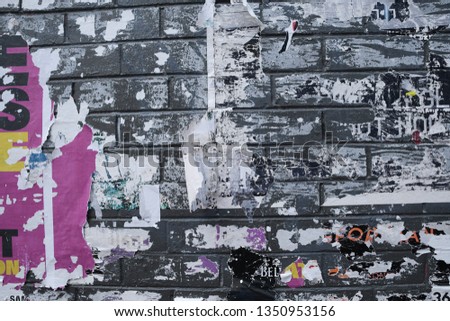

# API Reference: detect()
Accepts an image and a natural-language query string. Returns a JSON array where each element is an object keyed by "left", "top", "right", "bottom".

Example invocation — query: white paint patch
[
  {"left": 23, "top": 210, "right": 44, "bottom": 232},
  {"left": 155, "top": 52, "right": 170, "bottom": 66},
  {"left": 136, "top": 89, "right": 146, "bottom": 101},
  {"left": 104, "top": 10, "right": 134, "bottom": 41},
  {"left": 76, "top": 15, "right": 96, "bottom": 38}
]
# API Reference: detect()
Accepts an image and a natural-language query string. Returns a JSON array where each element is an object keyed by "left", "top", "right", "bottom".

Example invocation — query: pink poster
[{"left": 0, "top": 35, "right": 94, "bottom": 288}]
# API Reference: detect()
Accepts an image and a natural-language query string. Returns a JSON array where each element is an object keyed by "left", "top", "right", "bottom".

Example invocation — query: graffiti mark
[{"left": 279, "top": 20, "right": 299, "bottom": 54}]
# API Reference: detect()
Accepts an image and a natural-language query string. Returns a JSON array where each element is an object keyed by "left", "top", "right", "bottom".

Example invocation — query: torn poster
[{"left": 0, "top": 35, "right": 94, "bottom": 289}]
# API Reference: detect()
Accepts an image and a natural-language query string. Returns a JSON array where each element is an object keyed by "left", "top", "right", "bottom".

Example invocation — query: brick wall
[{"left": 1, "top": 0, "right": 450, "bottom": 301}]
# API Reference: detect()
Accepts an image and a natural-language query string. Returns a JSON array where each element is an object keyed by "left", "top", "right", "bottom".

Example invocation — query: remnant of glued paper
[
  {"left": 135, "top": 185, "right": 161, "bottom": 228},
  {"left": 0, "top": 35, "right": 95, "bottom": 290}
]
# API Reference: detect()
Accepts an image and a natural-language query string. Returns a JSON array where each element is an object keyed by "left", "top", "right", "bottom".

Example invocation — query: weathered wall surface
[{"left": 1, "top": 0, "right": 450, "bottom": 301}]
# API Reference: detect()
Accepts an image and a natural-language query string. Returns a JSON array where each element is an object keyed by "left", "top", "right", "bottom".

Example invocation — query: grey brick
[
  {"left": 267, "top": 219, "right": 334, "bottom": 253},
  {"left": 22, "top": 287, "right": 77, "bottom": 301},
  {"left": 326, "top": 36, "right": 424, "bottom": 70},
  {"left": 32, "top": 44, "right": 120, "bottom": 79},
  {"left": 0, "top": 0, "right": 18, "bottom": 11},
  {"left": 216, "top": 110, "right": 322, "bottom": 145},
  {"left": 181, "top": 255, "right": 221, "bottom": 287},
  {"left": 118, "top": 111, "right": 204, "bottom": 146},
  {"left": 67, "top": 8, "right": 159, "bottom": 43},
  {"left": 122, "top": 40, "right": 207, "bottom": 75},
  {"left": 170, "top": 76, "right": 208, "bottom": 110},
  {"left": 322, "top": 252, "right": 428, "bottom": 286},
  {"left": 122, "top": 256, "right": 181, "bottom": 287},
  {"left": 414, "top": 0, "right": 450, "bottom": 15},
  {"left": 274, "top": 73, "right": 378, "bottom": 107},
  {"left": 262, "top": 37, "right": 322, "bottom": 71},
  {"left": 0, "top": 14, "right": 64, "bottom": 45},
  {"left": 122, "top": 255, "right": 221, "bottom": 287},
  {"left": 430, "top": 36, "right": 450, "bottom": 62},
  {"left": 77, "top": 287, "right": 172, "bottom": 301},
  {"left": 323, "top": 108, "right": 377, "bottom": 143},
  {"left": 22, "top": 0, "right": 113, "bottom": 11},
  {"left": 269, "top": 144, "right": 367, "bottom": 181},
  {"left": 75, "top": 78, "right": 168, "bottom": 111},
  {"left": 160, "top": 182, "right": 189, "bottom": 210},
  {"left": 161, "top": 5, "right": 205, "bottom": 38}
]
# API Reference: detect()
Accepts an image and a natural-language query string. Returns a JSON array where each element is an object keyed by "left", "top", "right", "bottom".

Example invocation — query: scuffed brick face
[{"left": 0, "top": 0, "right": 450, "bottom": 301}]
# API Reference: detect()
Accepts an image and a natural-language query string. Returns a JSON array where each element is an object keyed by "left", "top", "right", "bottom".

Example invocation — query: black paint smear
[
  {"left": 380, "top": 72, "right": 401, "bottom": 108},
  {"left": 328, "top": 225, "right": 377, "bottom": 260},
  {"left": 227, "top": 248, "right": 279, "bottom": 301},
  {"left": 386, "top": 294, "right": 427, "bottom": 301}
]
